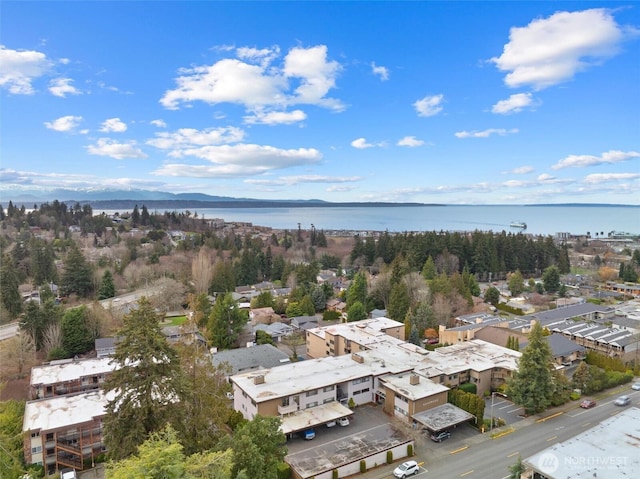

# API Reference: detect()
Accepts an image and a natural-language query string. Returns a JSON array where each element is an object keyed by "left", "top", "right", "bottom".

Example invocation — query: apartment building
[
  {"left": 305, "top": 316, "right": 405, "bottom": 358},
  {"left": 29, "top": 357, "right": 117, "bottom": 400},
  {"left": 23, "top": 390, "right": 115, "bottom": 475}
]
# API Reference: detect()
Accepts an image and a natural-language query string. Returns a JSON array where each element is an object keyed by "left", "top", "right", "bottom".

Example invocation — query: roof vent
[
  {"left": 352, "top": 353, "right": 364, "bottom": 363},
  {"left": 410, "top": 374, "right": 420, "bottom": 385},
  {"left": 254, "top": 374, "right": 265, "bottom": 385}
]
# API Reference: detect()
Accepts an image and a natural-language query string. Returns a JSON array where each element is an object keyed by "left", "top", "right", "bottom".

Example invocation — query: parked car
[
  {"left": 303, "top": 429, "right": 315, "bottom": 440},
  {"left": 430, "top": 430, "right": 451, "bottom": 442},
  {"left": 60, "top": 469, "right": 77, "bottom": 479},
  {"left": 393, "top": 460, "right": 420, "bottom": 478},
  {"left": 326, "top": 420, "right": 337, "bottom": 428},
  {"left": 580, "top": 399, "right": 596, "bottom": 409},
  {"left": 338, "top": 417, "right": 350, "bottom": 426},
  {"left": 614, "top": 395, "right": 631, "bottom": 406},
  {"left": 631, "top": 382, "right": 640, "bottom": 391}
]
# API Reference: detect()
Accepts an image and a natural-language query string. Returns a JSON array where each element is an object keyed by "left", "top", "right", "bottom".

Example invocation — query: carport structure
[
  {"left": 286, "top": 423, "right": 414, "bottom": 479},
  {"left": 412, "top": 403, "right": 475, "bottom": 432},
  {"left": 281, "top": 401, "right": 353, "bottom": 436}
]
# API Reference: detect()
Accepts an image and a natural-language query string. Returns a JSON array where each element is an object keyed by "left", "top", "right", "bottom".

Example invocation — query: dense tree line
[{"left": 350, "top": 230, "right": 571, "bottom": 280}]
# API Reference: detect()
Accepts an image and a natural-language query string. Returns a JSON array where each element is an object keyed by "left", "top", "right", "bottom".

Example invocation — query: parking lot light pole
[{"left": 490, "top": 392, "right": 495, "bottom": 432}]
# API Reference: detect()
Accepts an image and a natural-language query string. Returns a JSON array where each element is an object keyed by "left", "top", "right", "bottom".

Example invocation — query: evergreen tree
[
  {"left": 421, "top": 255, "right": 437, "bottom": 280},
  {"left": 61, "top": 306, "right": 94, "bottom": 356},
  {"left": 346, "top": 271, "right": 367, "bottom": 308},
  {"left": 484, "top": 286, "right": 500, "bottom": 306},
  {"left": 508, "top": 456, "right": 525, "bottom": 479},
  {"left": 507, "top": 321, "right": 555, "bottom": 414},
  {"left": 299, "top": 295, "right": 316, "bottom": 316},
  {"left": 0, "top": 256, "right": 23, "bottom": 319},
  {"left": 60, "top": 244, "right": 93, "bottom": 297},
  {"left": 0, "top": 399, "right": 26, "bottom": 479},
  {"left": 230, "top": 415, "right": 286, "bottom": 479},
  {"left": 103, "top": 297, "right": 186, "bottom": 460},
  {"left": 542, "top": 265, "right": 561, "bottom": 293},
  {"left": 387, "top": 282, "right": 410, "bottom": 322},
  {"left": 310, "top": 285, "right": 327, "bottom": 312},
  {"left": 347, "top": 301, "right": 367, "bottom": 322},
  {"left": 207, "top": 293, "right": 247, "bottom": 349},
  {"left": 98, "top": 270, "right": 116, "bottom": 300},
  {"left": 571, "top": 361, "right": 591, "bottom": 393},
  {"left": 507, "top": 270, "right": 524, "bottom": 297}
]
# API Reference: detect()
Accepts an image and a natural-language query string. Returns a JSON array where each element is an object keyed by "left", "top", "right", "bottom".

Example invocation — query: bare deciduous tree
[
  {"left": 370, "top": 271, "right": 392, "bottom": 309},
  {"left": 281, "top": 331, "right": 305, "bottom": 360},
  {"left": 150, "top": 277, "right": 187, "bottom": 313},
  {"left": 1, "top": 333, "right": 36, "bottom": 378},
  {"left": 432, "top": 293, "right": 453, "bottom": 328},
  {"left": 42, "top": 321, "right": 63, "bottom": 356},
  {"left": 192, "top": 248, "right": 214, "bottom": 295},
  {"left": 403, "top": 272, "right": 430, "bottom": 309}
]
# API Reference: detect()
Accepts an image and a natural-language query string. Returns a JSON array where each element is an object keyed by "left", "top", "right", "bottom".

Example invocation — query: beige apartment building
[
  {"left": 29, "top": 357, "right": 116, "bottom": 400},
  {"left": 305, "top": 317, "right": 405, "bottom": 358}
]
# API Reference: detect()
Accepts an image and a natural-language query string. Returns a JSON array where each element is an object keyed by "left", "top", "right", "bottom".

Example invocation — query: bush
[
  {"left": 387, "top": 450, "right": 393, "bottom": 464},
  {"left": 407, "top": 443, "right": 414, "bottom": 456},
  {"left": 277, "top": 462, "right": 291, "bottom": 479},
  {"left": 459, "top": 383, "right": 477, "bottom": 394},
  {"left": 348, "top": 398, "right": 355, "bottom": 409},
  {"left": 323, "top": 310, "right": 341, "bottom": 321},
  {"left": 360, "top": 460, "right": 366, "bottom": 473},
  {"left": 47, "top": 347, "right": 68, "bottom": 361},
  {"left": 332, "top": 469, "right": 339, "bottom": 479}
]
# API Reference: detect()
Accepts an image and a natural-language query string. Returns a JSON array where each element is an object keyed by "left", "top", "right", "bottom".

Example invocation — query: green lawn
[{"left": 161, "top": 315, "right": 187, "bottom": 326}]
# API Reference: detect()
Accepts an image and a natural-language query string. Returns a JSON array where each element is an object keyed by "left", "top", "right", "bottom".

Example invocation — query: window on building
[
  {"left": 306, "top": 402, "right": 318, "bottom": 408},
  {"left": 306, "top": 389, "right": 318, "bottom": 397},
  {"left": 323, "top": 385, "right": 335, "bottom": 392}
]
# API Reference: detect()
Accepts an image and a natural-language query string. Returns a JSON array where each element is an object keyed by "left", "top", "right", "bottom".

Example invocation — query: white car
[
  {"left": 631, "top": 382, "right": 640, "bottom": 391},
  {"left": 393, "top": 460, "right": 419, "bottom": 478},
  {"left": 338, "top": 417, "right": 350, "bottom": 426},
  {"left": 60, "top": 469, "right": 77, "bottom": 479}
]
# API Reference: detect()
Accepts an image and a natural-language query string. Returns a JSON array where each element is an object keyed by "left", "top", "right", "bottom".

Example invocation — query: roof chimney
[
  {"left": 410, "top": 374, "right": 420, "bottom": 385},
  {"left": 254, "top": 374, "right": 265, "bottom": 385},
  {"left": 352, "top": 353, "right": 364, "bottom": 363}
]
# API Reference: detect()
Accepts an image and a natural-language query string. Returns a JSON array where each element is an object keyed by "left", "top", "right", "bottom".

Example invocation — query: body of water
[{"left": 100, "top": 204, "right": 640, "bottom": 237}]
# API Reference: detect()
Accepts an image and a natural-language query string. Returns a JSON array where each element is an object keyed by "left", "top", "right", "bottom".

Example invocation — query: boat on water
[{"left": 510, "top": 221, "right": 527, "bottom": 229}]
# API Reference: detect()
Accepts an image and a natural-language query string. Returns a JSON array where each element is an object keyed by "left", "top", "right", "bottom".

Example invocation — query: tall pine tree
[
  {"left": 507, "top": 321, "right": 554, "bottom": 414},
  {"left": 103, "top": 297, "right": 186, "bottom": 460}
]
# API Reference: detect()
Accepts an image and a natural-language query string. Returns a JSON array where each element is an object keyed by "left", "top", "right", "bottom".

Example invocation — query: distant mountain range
[
  {"left": 0, "top": 188, "right": 427, "bottom": 209},
  {"left": 0, "top": 188, "right": 636, "bottom": 209}
]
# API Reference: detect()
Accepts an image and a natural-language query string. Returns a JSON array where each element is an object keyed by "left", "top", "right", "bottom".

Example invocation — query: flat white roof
[
  {"left": 382, "top": 373, "right": 449, "bottom": 400},
  {"left": 30, "top": 357, "right": 118, "bottom": 386},
  {"left": 524, "top": 407, "right": 640, "bottom": 478},
  {"left": 280, "top": 401, "right": 352, "bottom": 434},
  {"left": 23, "top": 390, "right": 117, "bottom": 432},
  {"left": 232, "top": 354, "right": 387, "bottom": 402},
  {"left": 306, "top": 317, "right": 404, "bottom": 343}
]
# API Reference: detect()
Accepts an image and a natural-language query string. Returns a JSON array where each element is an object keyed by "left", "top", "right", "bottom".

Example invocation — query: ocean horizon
[{"left": 97, "top": 204, "right": 640, "bottom": 237}]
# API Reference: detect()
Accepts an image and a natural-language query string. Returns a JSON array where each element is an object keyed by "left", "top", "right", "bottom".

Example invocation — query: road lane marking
[
  {"left": 537, "top": 411, "right": 564, "bottom": 422},
  {"left": 507, "top": 451, "right": 520, "bottom": 458},
  {"left": 582, "top": 422, "right": 591, "bottom": 428},
  {"left": 460, "top": 470, "right": 474, "bottom": 477},
  {"left": 547, "top": 435, "right": 557, "bottom": 442},
  {"left": 450, "top": 445, "right": 469, "bottom": 454}
]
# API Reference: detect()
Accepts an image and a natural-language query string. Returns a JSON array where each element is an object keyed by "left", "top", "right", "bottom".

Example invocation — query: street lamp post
[{"left": 490, "top": 392, "right": 496, "bottom": 432}]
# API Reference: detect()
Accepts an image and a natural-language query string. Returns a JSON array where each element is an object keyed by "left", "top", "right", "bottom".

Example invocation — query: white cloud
[
  {"left": 0, "top": 45, "right": 51, "bottom": 94},
  {"left": 150, "top": 119, "right": 167, "bottom": 128},
  {"left": 147, "top": 127, "right": 245, "bottom": 151},
  {"left": 243, "top": 109, "right": 307, "bottom": 125},
  {"left": 537, "top": 173, "right": 555, "bottom": 181},
  {"left": 583, "top": 172, "right": 640, "bottom": 184},
  {"left": 44, "top": 115, "right": 83, "bottom": 132},
  {"left": 455, "top": 128, "right": 519, "bottom": 138},
  {"left": 100, "top": 118, "right": 128, "bottom": 133},
  {"left": 510, "top": 165, "right": 534, "bottom": 174},
  {"left": 552, "top": 150, "right": 640, "bottom": 170},
  {"left": 491, "top": 9, "right": 635, "bottom": 90},
  {"left": 327, "top": 185, "right": 357, "bottom": 193},
  {"left": 492, "top": 93, "right": 534, "bottom": 114},
  {"left": 160, "top": 44, "right": 343, "bottom": 112},
  {"left": 351, "top": 138, "right": 374, "bottom": 149},
  {"left": 371, "top": 62, "right": 389, "bottom": 81},
  {"left": 48, "top": 77, "right": 81, "bottom": 97},
  {"left": 153, "top": 144, "right": 322, "bottom": 178},
  {"left": 86, "top": 138, "right": 147, "bottom": 160},
  {"left": 245, "top": 175, "right": 362, "bottom": 186},
  {"left": 413, "top": 94, "right": 444, "bottom": 117},
  {"left": 236, "top": 46, "right": 280, "bottom": 66},
  {"left": 397, "top": 136, "right": 424, "bottom": 147}
]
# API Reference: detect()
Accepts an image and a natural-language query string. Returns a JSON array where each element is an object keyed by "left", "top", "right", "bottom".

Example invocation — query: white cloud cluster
[
  {"left": 397, "top": 136, "right": 424, "bottom": 147},
  {"left": 413, "top": 94, "right": 444, "bottom": 117},
  {"left": 86, "top": 138, "right": 147, "bottom": 159},
  {"left": 351, "top": 138, "right": 374, "bottom": 149},
  {"left": 44, "top": 115, "right": 83, "bottom": 132},
  {"left": 150, "top": 119, "right": 167, "bottom": 128},
  {"left": 153, "top": 144, "right": 322, "bottom": 178},
  {"left": 491, "top": 8, "right": 633, "bottom": 90},
  {"left": 584, "top": 172, "right": 640, "bottom": 184},
  {"left": 245, "top": 175, "right": 362, "bottom": 186},
  {"left": 100, "top": 118, "right": 128, "bottom": 133},
  {"left": 552, "top": 150, "right": 640, "bottom": 170},
  {"left": 455, "top": 128, "right": 519, "bottom": 138},
  {"left": 371, "top": 62, "right": 389, "bottom": 81},
  {"left": 160, "top": 44, "right": 342, "bottom": 125},
  {"left": 147, "top": 126, "right": 245, "bottom": 152},
  {"left": 492, "top": 93, "right": 534, "bottom": 114},
  {"left": 244, "top": 109, "right": 307, "bottom": 125},
  {"left": 0, "top": 45, "right": 51, "bottom": 94},
  {"left": 49, "top": 78, "right": 81, "bottom": 97}
]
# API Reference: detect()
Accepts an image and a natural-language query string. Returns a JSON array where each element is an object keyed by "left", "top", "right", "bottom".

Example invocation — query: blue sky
[{"left": 1, "top": 1, "right": 639, "bottom": 205}]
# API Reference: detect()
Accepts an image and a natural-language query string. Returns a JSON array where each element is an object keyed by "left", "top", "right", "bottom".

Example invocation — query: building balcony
[{"left": 278, "top": 403, "right": 298, "bottom": 415}]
